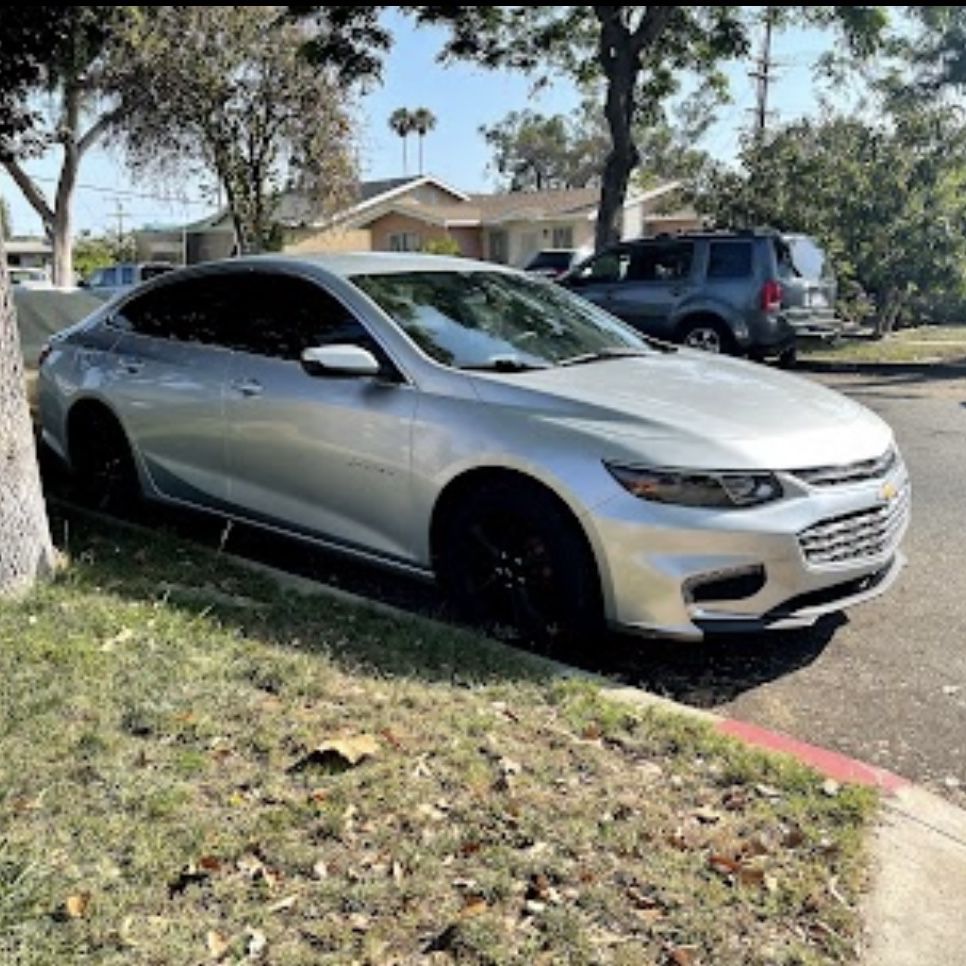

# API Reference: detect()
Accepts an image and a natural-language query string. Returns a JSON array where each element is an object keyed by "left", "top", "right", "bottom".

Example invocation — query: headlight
[{"left": 605, "top": 462, "right": 783, "bottom": 508}]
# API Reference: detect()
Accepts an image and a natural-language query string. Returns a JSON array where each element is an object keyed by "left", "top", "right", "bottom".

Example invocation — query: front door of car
[
  {"left": 221, "top": 272, "right": 418, "bottom": 564},
  {"left": 107, "top": 275, "right": 233, "bottom": 505}
]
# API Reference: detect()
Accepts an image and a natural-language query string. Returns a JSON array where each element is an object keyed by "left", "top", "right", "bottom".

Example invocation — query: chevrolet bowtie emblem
[{"left": 880, "top": 481, "right": 898, "bottom": 502}]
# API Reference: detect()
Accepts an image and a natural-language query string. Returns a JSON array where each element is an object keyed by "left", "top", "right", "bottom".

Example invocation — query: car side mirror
[{"left": 301, "top": 344, "right": 381, "bottom": 377}]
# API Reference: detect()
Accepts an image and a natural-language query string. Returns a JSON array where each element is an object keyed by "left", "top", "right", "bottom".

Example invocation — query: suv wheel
[
  {"left": 678, "top": 318, "right": 735, "bottom": 355},
  {"left": 438, "top": 480, "right": 602, "bottom": 652}
]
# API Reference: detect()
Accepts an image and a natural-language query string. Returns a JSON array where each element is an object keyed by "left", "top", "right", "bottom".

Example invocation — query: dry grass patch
[
  {"left": 802, "top": 325, "right": 966, "bottom": 364},
  {"left": 0, "top": 520, "right": 875, "bottom": 964}
]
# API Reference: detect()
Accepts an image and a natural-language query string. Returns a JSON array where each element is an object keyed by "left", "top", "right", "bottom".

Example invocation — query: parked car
[
  {"left": 560, "top": 230, "right": 841, "bottom": 363},
  {"left": 38, "top": 253, "right": 908, "bottom": 645},
  {"left": 522, "top": 248, "right": 587, "bottom": 279},
  {"left": 81, "top": 261, "right": 176, "bottom": 298},
  {"left": 8, "top": 265, "right": 52, "bottom": 289}
]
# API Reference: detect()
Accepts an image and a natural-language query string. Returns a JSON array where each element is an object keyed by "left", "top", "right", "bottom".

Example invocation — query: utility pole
[
  {"left": 112, "top": 197, "right": 127, "bottom": 239},
  {"left": 749, "top": 6, "right": 777, "bottom": 139}
]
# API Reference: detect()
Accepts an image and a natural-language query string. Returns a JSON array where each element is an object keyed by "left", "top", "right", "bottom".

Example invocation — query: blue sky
[{"left": 1, "top": 12, "right": 856, "bottom": 237}]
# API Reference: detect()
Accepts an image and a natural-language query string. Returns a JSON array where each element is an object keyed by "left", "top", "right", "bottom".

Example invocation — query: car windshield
[
  {"left": 527, "top": 251, "right": 572, "bottom": 271},
  {"left": 352, "top": 270, "right": 649, "bottom": 369}
]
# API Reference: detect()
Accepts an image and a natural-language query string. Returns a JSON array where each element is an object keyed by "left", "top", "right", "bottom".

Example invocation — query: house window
[
  {"left": 389, "top": 232, "right": 421, "bottom": 252},
  {"left": 488, "top": 230, "right": 508, "bottom": 264},
  {"left": 552, "top": 226, "right": 574, "bottom": 249}
]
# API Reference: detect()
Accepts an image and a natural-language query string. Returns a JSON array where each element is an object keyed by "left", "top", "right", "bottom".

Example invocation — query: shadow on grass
[{"left": 46, "top": 481, "right": 839, "bottom": 710}]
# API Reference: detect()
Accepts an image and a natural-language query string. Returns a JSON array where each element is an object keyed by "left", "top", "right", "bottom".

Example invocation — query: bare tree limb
[{"left": 2, "top": 157, "right": 54, "bottom": 226}]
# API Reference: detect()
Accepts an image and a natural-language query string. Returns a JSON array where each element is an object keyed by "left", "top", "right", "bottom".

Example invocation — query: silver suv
[{"left": 561, "top": 230, "right": 840, "bottom": 363}]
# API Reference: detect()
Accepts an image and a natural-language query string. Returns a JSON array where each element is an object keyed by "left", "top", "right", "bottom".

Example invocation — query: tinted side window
[
  {"left": 99, "top": 268, "right": 117, "bottom": 287},
  {"left": 628, "top": 242, "right": 694, "bottom": 282},
  {"left": 117, "top": 276, "right": 232, "bottom": 345},
  {"left": 227, "top": 274, "right": 373, "bottom": 361},
  {"left": 576, "top": 249, "right": 630, "bottom": 283},
  {"left": 119, "top": 265, "right": 135, "bottom": 286},
  {"left": 707, "top": 241, "right": 753, "bottom": 279}
]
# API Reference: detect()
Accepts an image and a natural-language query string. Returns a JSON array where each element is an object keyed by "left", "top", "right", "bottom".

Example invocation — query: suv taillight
[
  {"left": 38, "top": 342, "right": 52, "bottom": 368},
  {"left": 761, "top": 279, "right": 782, "bottom": 313}
]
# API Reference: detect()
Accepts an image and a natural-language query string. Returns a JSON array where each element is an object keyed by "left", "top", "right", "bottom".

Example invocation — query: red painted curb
[{"left": 717, "top": 719, "right": 909, "bottom": 794}]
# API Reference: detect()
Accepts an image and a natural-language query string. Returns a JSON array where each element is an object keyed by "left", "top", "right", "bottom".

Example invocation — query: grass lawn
[
  {"left": 1, "top": 517, "right": 876, "bottom": 964},
  {"left": 801, "top": 325, "right": 966, "bottom": 364}
]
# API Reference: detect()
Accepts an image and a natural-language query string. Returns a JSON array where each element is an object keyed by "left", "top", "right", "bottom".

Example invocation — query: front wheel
[{"left": 438, "top": 481, "right": 603, "bottom": 652}]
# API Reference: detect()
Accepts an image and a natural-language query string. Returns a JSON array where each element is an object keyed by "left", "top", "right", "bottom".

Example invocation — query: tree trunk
[
  {"left": 872, "top": 290, "right": 903, "bottom": 338},
  {"left": 0, "top": 239, "right": 58, "bottom": 596},
  {"left": 594, "top": 25, "right": 641, "bottom": 251}
]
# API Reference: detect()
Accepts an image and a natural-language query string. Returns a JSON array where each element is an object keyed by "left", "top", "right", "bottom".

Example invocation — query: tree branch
[
  {"left": 78, "top": 107, "right": 122, "bottom": 156},
  {"left": 630, "top": 6, "right": 676, "bottom": 57},
  {"left": 2, "top": 158, "right": 54, "bottom": 226}
]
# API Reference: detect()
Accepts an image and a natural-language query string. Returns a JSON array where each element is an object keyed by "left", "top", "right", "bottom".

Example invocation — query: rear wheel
[
  {"left": 70, "top": 408, "right": 140, "bottom": 511},
  {"left": 677, "top": 318, "right": 736, "bottom": 355},
  {"left": 438, "top": 481, "right": 602, "bottom": 652}
]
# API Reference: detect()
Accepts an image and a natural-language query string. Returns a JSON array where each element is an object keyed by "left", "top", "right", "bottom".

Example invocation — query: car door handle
[
  {"left": 118, "top": 355, "right": 144, "bottom": 374},
  {"left": 230, "top": 377, "right": 263, "bottom": 397}
]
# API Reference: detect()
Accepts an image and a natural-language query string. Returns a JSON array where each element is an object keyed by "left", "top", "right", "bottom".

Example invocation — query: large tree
[
  {"left": 110, "top": 6, "right": 363, "bottom": 254},
  {"left": 0, "top": 7, "right": 72, "bottom": 595},
  {"left": 0, "top": 7, "right": 124, "bottom": 287}
]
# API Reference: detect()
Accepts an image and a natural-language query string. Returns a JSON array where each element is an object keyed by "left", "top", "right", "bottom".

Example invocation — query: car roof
[{"left": 211, "top": 252, "right": 519, "bottom": 278}]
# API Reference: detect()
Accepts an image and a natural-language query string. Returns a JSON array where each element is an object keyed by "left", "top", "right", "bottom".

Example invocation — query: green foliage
[
  {"left": 111, "top": 7, "right": 357, "bottom": 254},
  {"left": 422, "top": 236, "right": 461, "bottom": 256},
  {"left": 693, "top": 106, "right": 966, "bottom": 331},
  {"left": 72, "top": 232, "right": 135, "bottom": 279}
]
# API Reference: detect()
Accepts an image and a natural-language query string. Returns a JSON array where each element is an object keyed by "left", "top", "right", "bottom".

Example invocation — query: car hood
[{"left": 467, "top": 350, "right": 893, "bottom": 470}]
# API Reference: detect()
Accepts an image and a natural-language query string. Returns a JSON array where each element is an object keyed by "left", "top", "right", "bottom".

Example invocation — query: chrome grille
[
  {"left": 799, "top": 486, "right": 910, "bottom": 565},
  {"left": 793, "top": 447, "right": 898, "bottom": 487}
]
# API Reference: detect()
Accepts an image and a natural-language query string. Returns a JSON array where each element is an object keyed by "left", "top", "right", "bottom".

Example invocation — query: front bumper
[{"left": 588, "top": 461, "right": 910, "bottom": 641}]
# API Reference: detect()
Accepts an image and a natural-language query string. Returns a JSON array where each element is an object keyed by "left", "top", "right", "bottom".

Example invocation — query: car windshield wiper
[
  {"left": 557, "top": 347, "right": 653, "bottom": 367},
  {"left": 458, "top": 357, "right": 551, "bottom": 373}
]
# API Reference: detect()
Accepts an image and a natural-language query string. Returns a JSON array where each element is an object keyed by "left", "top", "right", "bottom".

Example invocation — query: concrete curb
[{"left": 797, "top": 358, "right": 966, "bottom": 377}]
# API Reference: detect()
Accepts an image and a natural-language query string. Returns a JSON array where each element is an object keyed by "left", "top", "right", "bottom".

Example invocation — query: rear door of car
[
  {"left": 221, "top": 270, "right": 418, "bottom": 563},
  {"left": 106, "top": 274, "right": 233, "bottom": 504}
]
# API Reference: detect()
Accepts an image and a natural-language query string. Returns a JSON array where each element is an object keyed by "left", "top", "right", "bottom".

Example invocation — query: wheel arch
[{"left": 429, "top": 465, "right": 606, "bottom": 597}]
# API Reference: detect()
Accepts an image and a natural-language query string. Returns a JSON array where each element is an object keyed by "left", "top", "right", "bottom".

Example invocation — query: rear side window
[
  {"left": 119, "top": 265, "right": 135, "bottom": 286},
  {"left": 98, "top": 268, "right": 117, "bottom": 287},
  {"left": 116, "top": 276, "right": 234, "bottom": 345},
  {"left": 628, "top": 242, "right": 694, "bottom": 282},
  {"left": 707, "top": 241, "right": 753, "bottom": 279}
]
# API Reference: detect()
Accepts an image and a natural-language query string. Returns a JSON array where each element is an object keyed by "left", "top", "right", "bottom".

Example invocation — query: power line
[{"left": 8, "top": 171, "right": 210, "bottom": 207}]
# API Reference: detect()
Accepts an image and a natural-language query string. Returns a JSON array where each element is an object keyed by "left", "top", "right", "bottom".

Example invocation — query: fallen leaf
[
  {"left": 308, "top": 789, "right": 328, "bottom": 804},
  {"left": 737, "top": 865, "right": 766, "bottom": 888},
  {"left": 708, "top": 854, "right": 740, "bottom": 877},
  {"left": 378, "top": 727, "right": 403, "bottom": 750},
  {"left": 207, "top": 930, "right": 230, "bottom": 958},
  {"left": 65, "top": 892, "right": 91, "bottom": 918},
  {"left": 312, "top": 860, "right": 328, "bottom": 880},
  {"left": 267, "top": 894, "right": 298, "bottom": 913},
  {"left": 582, "top": 723, "right": 602, "bottom": 741},
  {"left": 288, "top": 735, "right": 380, "bottom": 772},
  {"left": 524, "top": 899, "right": 547, "bottom": 915},
  {"left": 821, "top": 779, "right": 841, "bottom": 797},
  {"left": 459, "top": 840, "right": 482, "bottom": 857},
  {"left": 348, "top": 913, "right": 370, "bottom": 932},
  {"left": 460, "top": 895, "right": 488, "bottom": 918},
  {"left": 783, "top": 827, "right": 805, "bottom": 849},
  {"left": 668, "top": 945, "right": 699, "bottom": 965},
  {"left": 692, "top": 806, "right": 721, "bottom": 824},
  {"left": 755, "top": 783, "right": 782, "bottom": 799},
  {"left": 198, "top": 855, "right": 222, "bottom": 873},
  {"left": 246, "top": 927, "right": 267, "bottom": 959}
]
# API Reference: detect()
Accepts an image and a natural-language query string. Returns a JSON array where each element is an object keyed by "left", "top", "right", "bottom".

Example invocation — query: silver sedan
[{"left": 38, "top": 253, "right": 909, "bottom": 644}]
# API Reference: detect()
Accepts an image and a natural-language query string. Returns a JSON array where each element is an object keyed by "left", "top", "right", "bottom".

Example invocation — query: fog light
[{"left": 685, "top": 565, "right": 766, "bottom": 604}]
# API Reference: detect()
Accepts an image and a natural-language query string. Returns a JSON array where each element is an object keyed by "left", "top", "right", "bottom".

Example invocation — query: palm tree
[
  {"left": 411, "top": 107, "right": 437, "bottom": 175},
  {"left": 388, "top": 108, "right": 414, "bottom": 175}
]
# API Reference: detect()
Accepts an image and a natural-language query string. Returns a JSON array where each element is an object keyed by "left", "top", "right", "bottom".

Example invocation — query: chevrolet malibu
[{"left": 38, "top": 254, "right": 910, "bottom": 645}]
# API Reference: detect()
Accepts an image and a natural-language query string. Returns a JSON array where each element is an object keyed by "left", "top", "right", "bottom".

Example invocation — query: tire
[
  {"left": 70, "top": 408, "right": 140, "bottom": 511},
  {"left": 437, "top": 480, "right": 602, "bottom": 651},
  {"left": 677, "top": 318, "right": 736, "bottom": 355},
  {"left": 777, "top": 345, "right": 798, "bottom": 369}
]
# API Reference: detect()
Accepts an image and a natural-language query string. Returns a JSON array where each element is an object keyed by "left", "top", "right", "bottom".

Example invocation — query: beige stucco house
[{"left": 136, "top": 175, "right": 701, "bottom": 267}]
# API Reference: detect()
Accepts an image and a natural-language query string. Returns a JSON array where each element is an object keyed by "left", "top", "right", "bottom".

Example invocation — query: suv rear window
[
  {"left": 776, "top": 235, "right": 833, "bottom": 281},
  {"left": 707, "top": 241, "right": 753, "bottom": 279},
  {"left": 526, "top": 251, "right": 572, "bottom": 272}
]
